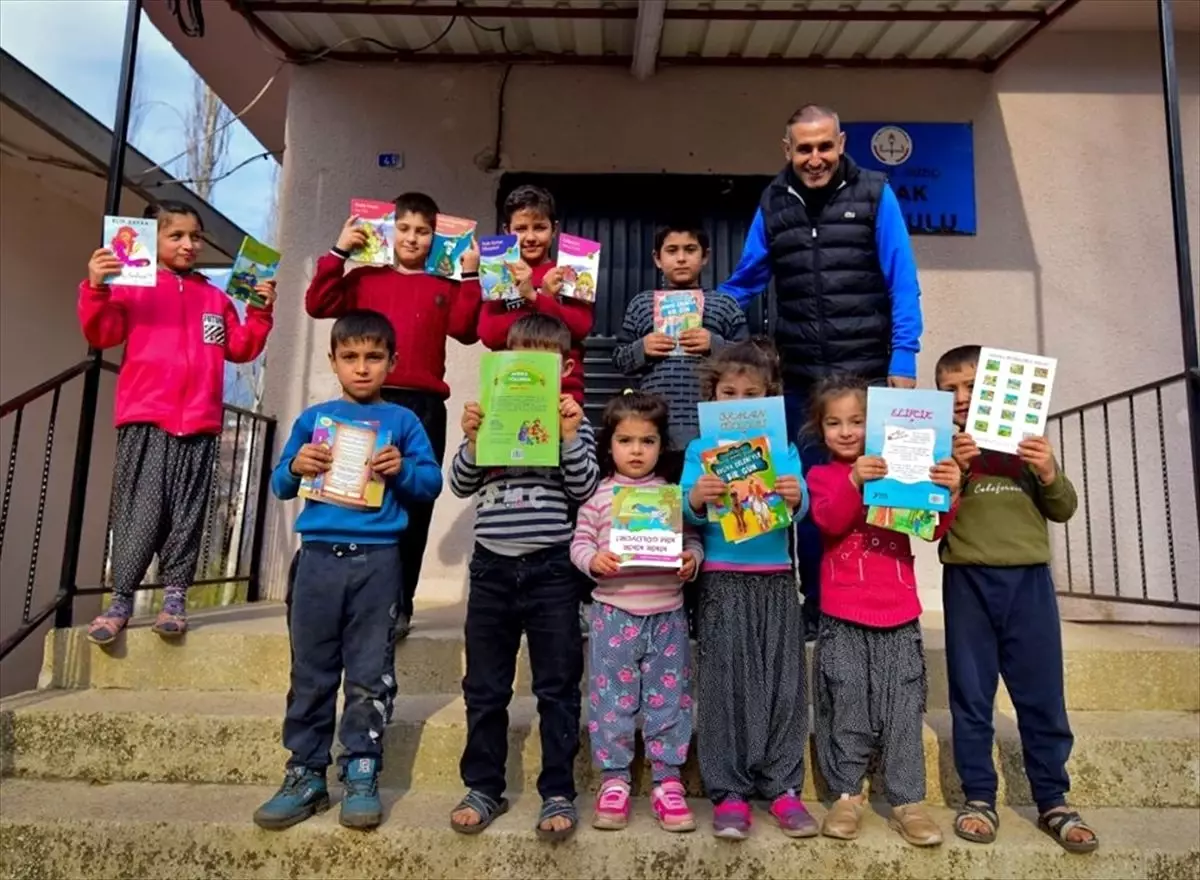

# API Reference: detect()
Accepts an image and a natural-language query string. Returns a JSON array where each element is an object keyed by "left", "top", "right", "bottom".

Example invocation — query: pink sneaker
[
  {"left": 651, "top": 779, "right": 696, "bottom": 833},
  {"left": 712, "top": 796, "right": 752, "bottom": 839},
  {"left": 592, "top": 778, "right": 631, "bottom": 830},
  {"left": 769, "top": 790, "right": 819, "bottom": 838}
]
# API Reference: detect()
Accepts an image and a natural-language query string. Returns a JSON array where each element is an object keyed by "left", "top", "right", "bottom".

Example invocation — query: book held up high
[
  {"left": 479, "top": 235, "right": 520, "bottom": 301},
  {"left": 476, "top": 351, "right": 562, "bottom": 467},
  {"left": 966, "top": 347, "right": 1058, "bottom": 455},
  {"left": 226, "top": 235, "right": 280, "bottom": 307},
  {"left": 102, "top": 215, "right": 157, "bottom": 287},
  {"left": 556, "top": 233, "right": 601, "bottom": 302},
  {"left": 349, "top": 199, "right": 396, "bottom": 266},
  {"left": 426, "top": 215, "right": 477, "bottom": 281}
]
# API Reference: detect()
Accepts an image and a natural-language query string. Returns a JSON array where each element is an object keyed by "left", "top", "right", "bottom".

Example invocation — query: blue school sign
[{"left": 842, "top": 122, "right": 976, "bottom": 236}]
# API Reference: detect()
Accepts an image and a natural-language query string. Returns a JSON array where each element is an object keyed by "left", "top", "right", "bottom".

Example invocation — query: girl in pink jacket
[
  {"left": 80, "top": 201, "right": 275, "bottom": 643},
  {"left": 805, "top": 376, "right": 961, "bottom": 848}
]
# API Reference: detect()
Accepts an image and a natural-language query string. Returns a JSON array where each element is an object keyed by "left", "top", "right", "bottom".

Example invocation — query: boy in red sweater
[
  {"left": 476, "top": 185, "right": 593, "bottom": 405},
  {"left": 305, "top": 192, "right": 480, "bottom": 638}
]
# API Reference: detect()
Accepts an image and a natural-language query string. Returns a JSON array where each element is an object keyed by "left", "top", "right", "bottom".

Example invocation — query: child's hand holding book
[
  {"left": 253, "top": 280, "right": 278, "bottom": 308},
  {"left": 336, "top": 216, "right": 368, "bottom": 254},
  {"left": 929, "top": 458, "right": 964, "bottom": 498},
  {"left": 372, "top": 445, "right": 403, "bottom": 478},
  {"left": 589, "top": 550, "right": 622, "bottom": 578},
  {"left": 689, "top": 474, "right": 727, "bottom": 513},
  {"left": 1017, "top": 436, "right": 1058, "bottom": 485},
  {"left": 461, "top": 239, "right": 480, "bottom": 275},
  {"left": 952, "top": 432, "right": 981, "bottom": 474},
  {"left": 87, "top": 248, "right": 124, "bottom": 289},
  {"left": 291, "top": 442, "right": 333, "bottom": 478},
  {"left": 461, "top": 402, "right": 484, "bottom": 453},
  {"left": 678, "top": 549, "right": 698, "bottom": 581},
  {"left": 852, "top": 455, "right": 888, "bottom": 488},
  {"left": 643, "top": 333, "right": 676, "bottom": 358},
  {"left": 507, "top": 261, "right": 536, "bottom": 302},
  {"left": 677, "top": 328, "right": 713, "bottom": 356},
  {"left": 775, "top": 475, "right": 804, "bottom": 510},
  {"left": 558, "top": 394, "right": 583, "bottom": 442},
  {"left": 541, "top": 266, "right": 565, "bottom": 297}
]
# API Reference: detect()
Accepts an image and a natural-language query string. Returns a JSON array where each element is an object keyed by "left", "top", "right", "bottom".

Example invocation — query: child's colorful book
[
  {"left": 478, "top": 235, "right": 520, "bottom": 301},
  {"left": 610, "top": 484, "right": 683, "bottom": 568},
  {"left": 349, "top": 198, "right": 395, "bottom": 266},
  {"left": 556, "top": 233, "right": 601, "bottom": 302},
  {"left": 700, "top": 436, "right": 793, "bottom": 543},
  {"left": 298, "top": 415, "right": 391, "bottom": 509},
  {"left": 966, "top": 347, "right": 1058, "bottom": 455},
  {"left": 865, "top": 387, "right": 954, "bottom": 513},
  {"left": 477, "top": 351, "right": 562, "bottom": 467},
  {"left": 866, "top": 505, "right": 938, "bottom": 541},
  {"left": 102, "top": 215, "right": 157, "bottom": 287},
  {"left": 697, "top": 396, "right": 790, "bottom": 460},
  {"left": 226, "top": 235, "right": 280, "bottom": 307},
  {"left": 426, "top": 214, "right": 477, "bottom": 281},
  {"left": 653, "top": 290, "right": 705, "bottom": 355}
]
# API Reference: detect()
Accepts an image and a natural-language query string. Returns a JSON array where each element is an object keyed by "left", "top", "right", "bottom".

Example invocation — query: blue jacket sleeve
[
  {"left": 875, "top": 184, "right": 923, "bottom": 379},
  {"left": 393, "top": 411, "right": 443, "bottom": 503},
  {"left": 783, "top": 443, "right": 810, "bottom": 521},
  {"left": 271, "top": 410, "right": 315, "bottom": 501},
  {"left": 718, "top": 209, "right": 773, "bottom": 308},
  {"left": 680, "top": 440, "right": 708, "bottom": 526}
]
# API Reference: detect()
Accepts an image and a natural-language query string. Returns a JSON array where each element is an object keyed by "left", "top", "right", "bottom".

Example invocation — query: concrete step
[
  {"left": 3, "top": 689, "right": 1195, "bottom": 808},
  {"left": 38, "top": 604, "right": 1200, "bottom": 712},
  {"left": 0, "top": 779, "right": 1195, "bottom": 880}
]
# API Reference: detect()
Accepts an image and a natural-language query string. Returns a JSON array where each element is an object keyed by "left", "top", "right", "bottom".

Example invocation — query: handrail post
[{"left": 246, "top": 419, "right": 276, "bottom": 603}]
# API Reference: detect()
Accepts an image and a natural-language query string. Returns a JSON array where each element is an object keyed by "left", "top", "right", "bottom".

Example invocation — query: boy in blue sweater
[{"left": 254, "top": 310, "right": 443, "bottom": 832}]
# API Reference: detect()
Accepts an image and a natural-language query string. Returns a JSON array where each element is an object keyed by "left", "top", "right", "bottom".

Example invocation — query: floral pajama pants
[{"left": 587, "top": 602, "right": 693, "bottom": 783}]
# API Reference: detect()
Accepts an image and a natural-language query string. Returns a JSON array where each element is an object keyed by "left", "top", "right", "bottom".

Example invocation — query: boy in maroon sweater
[{"left": 305, "top": 192, "right": 480, "bottom": 638}]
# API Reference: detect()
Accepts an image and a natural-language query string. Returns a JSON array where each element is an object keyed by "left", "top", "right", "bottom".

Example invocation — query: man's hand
[
  {"left": 887, "top": 375, "right": 917, "bottom": 389},
  {"left": 87, "top": 248, "right": 123, "bottom": 288},
  {"left": 559, "top": 394, "right": 583, "bottom": 442},
  {"left": 541, "top": 266, "right": 565, "bottom": 297},
  {"left": 689, "top": 474, "right": 727, "bottom": 512},
  {"left": 929, "top": 457, "right": 963, "bottom": 494},
  {"left": 290, "top": 443, "right": 333, "bottom": 478},
  {"left": 678, "top": 549, "right": 698, "bottom": 581},
  {"left": 775, "top": 474, "right": 804, "bottom": 509},
  {"left": 461, "top": 239, "right": 480, "bottom": 274},
  {"left": 336, "top": 216, "right": 368, "bottom": 253},
  {"left": 508, "top": 261, "right": 535, "bottom": 302},
  {"left": 643, "top": 333, "right": 677, "bottom": 358},
  {"left": 589, "top": 550, "right": 622, "bottom": 578},
  {"left": 253, "top": 279, "right": 277, "bottom": 308},
  {"left": 852, "top": 455, "right": 889, "bottom": 487},
  {"left": 461, "top": 402, "right": 484, "bottom": 445},
  {"left": 678, "top": 328, "right": 713, "bottom": 356},
  {"left": 1018, "top": 435, "right": 1058, "bottom": 485},
  {"left": 952, "top": 432, "right": 981, "bottom": 474},
  {"left": 372, "top": 445, "right": 402, "bottom": 478}
]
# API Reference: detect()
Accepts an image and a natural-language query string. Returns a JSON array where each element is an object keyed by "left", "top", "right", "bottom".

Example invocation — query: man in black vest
[{"left": 721, "top": 104, "right": 924, "bottom": 638}]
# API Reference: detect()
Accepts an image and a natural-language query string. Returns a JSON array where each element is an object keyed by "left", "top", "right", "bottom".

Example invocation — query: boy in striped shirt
[{"left": 449, "top": 313, "right": 599, "bottom": 841}]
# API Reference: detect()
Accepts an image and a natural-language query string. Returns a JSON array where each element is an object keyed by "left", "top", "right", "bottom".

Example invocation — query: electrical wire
[
  {"left": 147, "top": 148, "right": 282, "bottom": 190},
  {"left": 466, "top": 15, "right": 512, "bottom": 54}
]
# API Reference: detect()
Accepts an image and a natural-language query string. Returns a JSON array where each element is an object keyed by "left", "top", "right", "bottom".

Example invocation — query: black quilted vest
[{"left": 761, "top": 155, "right": 891, "bottom": 390}]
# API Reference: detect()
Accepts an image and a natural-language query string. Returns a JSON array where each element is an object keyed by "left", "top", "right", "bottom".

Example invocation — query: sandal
[
  {"left": 536, "top": 796, "right": 578, "bottom": 842},
  {"left": 449, "top": 790, "right": 509, "bottom": 835},
  {"left": 954, "top": 801, "right": 999, "bottom": 844},
  {"left": 1039, "top": 807, "right": 1098, "bottom": 854},
  {"left": 87, "top": 613, "right": 129, "bottom": 646},
  {"left": 152, "top": 610, "right": 187, "bottom": 638}
]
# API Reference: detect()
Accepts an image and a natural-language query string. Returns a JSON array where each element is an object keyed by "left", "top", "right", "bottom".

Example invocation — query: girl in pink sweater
[
  {"left": 571, "top": 392, "right": 702, "bottom": 834},
  {"left": 806, "top": 376, "right": 962, "bottom": 847}
]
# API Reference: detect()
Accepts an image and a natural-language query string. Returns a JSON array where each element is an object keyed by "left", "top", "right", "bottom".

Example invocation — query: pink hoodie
[{"left": 77, "top": 269, "right": 273, "bottom": 436}]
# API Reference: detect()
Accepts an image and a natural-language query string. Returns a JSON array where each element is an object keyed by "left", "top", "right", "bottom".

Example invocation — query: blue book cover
[
  {"left": 697, "top": 396, "right": 790, "bottom": 454},
  {"left": 864, "top": 387, "right": 954, "bottom": 512}
]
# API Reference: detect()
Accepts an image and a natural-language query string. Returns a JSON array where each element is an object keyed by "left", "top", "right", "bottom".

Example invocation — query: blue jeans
[{"left": 783, "top": 389, "right": 826, "bottom": 615}]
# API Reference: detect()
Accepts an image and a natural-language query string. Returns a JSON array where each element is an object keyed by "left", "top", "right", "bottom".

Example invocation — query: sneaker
[
  {"left": 712, "top": 796, "right": 752, "bottom": 839},
  {"left": 769, "top": 790, "right": 819, "bottom": 838},
  {"left": 592, "top": 777, "right": 631, "bottom": 830},
  {"left": 253, "top": 767, "right": 330, "bottom": 830},
  {"left": 651, "top": 779, "right": 696, "bottom": 833},
  {"left": 340, "top": 756, "right": 382, "bottom": 829}
]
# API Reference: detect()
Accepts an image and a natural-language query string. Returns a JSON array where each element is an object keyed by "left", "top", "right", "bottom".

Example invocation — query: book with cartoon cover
[
  {"left": 479, "top": 235, "right": 520, "bottom": 301},
  {"left": 226, "top": 235, "right": 280, "bottom": 307},
  {"left": 653, "top": 290, "right": 705, "bottom": 356},
  {"left": 864, "top": 387, "right": 954, "bottom": 513},
  {"left": 700, "top": 436, "right": 792, "bottom": 543},
  {"left": 610, "top": 484, "right": 683, "bottom": 568},
  {"left": 556, "top": 233, "right": 601, "bottom": 302},
  {"left": 866, "top": 505, "right": 938, "bottom": 541},
  {"left": 477, "top": 351, "right": 561, "bottom": 467},
  {"left": 102, "top": 215, "right": 157, "bottom": 287},
  {"left": 349, "top": 198, "right": 395, "bottom": 266},
  {"left": 697, "top": 396, "right": 789, "bottom": 458},
  {"left": 966, "top": 347, "right": 1058, "bottom": 455},
  {"left": 298, "top": 415, "right": 391, "bottom": 509},
  {"left": 426, "top": 214, "right": 477, "bottom": 281}
]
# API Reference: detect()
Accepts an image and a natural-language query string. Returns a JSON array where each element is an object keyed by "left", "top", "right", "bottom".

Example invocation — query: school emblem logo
[
  {"left": 202, "top": 313, "right": 226, "bottom": 346},
  {"left": 870, "top": 125, "right": 913, "bottom": 166}
]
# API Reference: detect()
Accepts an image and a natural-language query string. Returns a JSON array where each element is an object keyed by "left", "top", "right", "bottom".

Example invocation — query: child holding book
[
  {"left": 81, "top": 200, "right": 275, "bottom": 643},
  {"left": 680, "top": 339, "right": 813, "bottom": 840},
  {"left": 254, "top": 310, "right": 442, "bottom": 831},
  {"left": 570, "top": 391, "right": 702, "bottom": 833},
  {"left": 306, "top": 192, "right": 480, "bottom": 640},
  {"left": 613, "top": 222, "right": 749, "bottom": 450},
  {"left": 805, "top": 375, "right": 961, "bottom": 847},
  {"left": 449, "top": 313, "right": 599, "bottom": 841},
  {"left": 936, "top": 345, "right": 1097, "bottom": 854},
  {"left": 476, "top": 185, "right": 594, "bottom": 405}
]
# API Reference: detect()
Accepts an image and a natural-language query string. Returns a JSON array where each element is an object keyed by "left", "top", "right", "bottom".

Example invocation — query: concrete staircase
[{"left": 1, "top": 603, "right": 1198, "bottom": 879}]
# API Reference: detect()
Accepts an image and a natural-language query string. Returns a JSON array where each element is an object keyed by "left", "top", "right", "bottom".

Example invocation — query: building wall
[
  {"left": 0, "top": 160, "right": 119, "bottom": 695},
  {"left": 266, "top": 31, "right": 1200, "bottom": 613}
]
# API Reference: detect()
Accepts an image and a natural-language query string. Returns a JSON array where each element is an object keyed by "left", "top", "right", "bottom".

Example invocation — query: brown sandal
[
  {"left": 1039, "top": 808, "right": 1098, "bottom": 854},
  {"left": 954, "top": 801, "right": 999, "bottom": 844},
  {"left": 152, "top": 610, "right": 187, "bottom": 637}
]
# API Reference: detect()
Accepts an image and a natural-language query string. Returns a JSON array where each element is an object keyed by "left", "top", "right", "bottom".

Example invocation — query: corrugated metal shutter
[{"left": 497, "top": 174, "right": 772, "bottom": 424}]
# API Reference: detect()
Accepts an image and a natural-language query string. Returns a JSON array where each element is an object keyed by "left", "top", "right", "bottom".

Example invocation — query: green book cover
[
  {"left": 477, "top": 351, "right": 562, "bottom": 467},
  {"left": 866, "top": 505, "right": 938, "bottom": 541},
  {"left": 226, "top": 235, "right": 280, "bottom": 307}
]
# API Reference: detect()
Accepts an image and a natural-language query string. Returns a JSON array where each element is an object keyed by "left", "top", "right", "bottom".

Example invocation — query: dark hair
[
  {"left": 330, "top": 309, "right": 396, "bottom": 356},
  {"left": 144, "top": 199, "right": 204, "bottom": 230},
  {"left": 596, "top": 391, "right": 679, "bottom": 480},
  {"left": 786, "top": 104, "right": 840, "bottom": 130},
  {"left": 393, "top": 191, "right": 439, "bottom": 228},
  {"left": 507, "top": 313, "right": 571, "bottom": 356},
  {"left": 653, "top": 221, "right": 710, "bottom": 255},
  {"left": 503, "top": 185, "right": 557, "bottom": 227},
  {"left": 936, "top": 345, "right": 982, "bottom": 380},
  {"left": 698, "top": 337, "right": 784, "bottom": 402},
  {"left": 805, "top": 374, "right": 870, "bottom": 441}
]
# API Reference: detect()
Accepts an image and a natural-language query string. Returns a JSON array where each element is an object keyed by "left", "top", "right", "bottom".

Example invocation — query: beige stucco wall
[
  {"left": 266, "top": 30, "right": 1200, "bottom": 615},
  {"left": 0, "top": 160, "right": 118, "bottom": 695}
]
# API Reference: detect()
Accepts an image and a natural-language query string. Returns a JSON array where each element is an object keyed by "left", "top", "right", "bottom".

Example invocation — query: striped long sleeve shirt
[
  {"left": 449, "top": 420, "right": 599, "bottom": 557},
  {"left": 612, "top": 290, "right": 749, "bottom": 450}
]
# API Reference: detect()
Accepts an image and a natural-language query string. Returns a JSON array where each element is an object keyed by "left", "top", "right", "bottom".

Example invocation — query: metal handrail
[{"left": 0, "top": 359, "right": 95, "bottom": 418}]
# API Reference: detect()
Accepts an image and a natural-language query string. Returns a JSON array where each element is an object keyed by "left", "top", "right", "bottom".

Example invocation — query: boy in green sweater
[{"left": 936, "top": 345, "right": 1098, "bottom": 854}]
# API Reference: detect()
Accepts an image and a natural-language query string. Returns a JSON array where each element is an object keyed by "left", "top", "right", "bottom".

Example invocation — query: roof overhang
[{"left": 0, "top": 51, "right": 250, "bottom": 268}]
